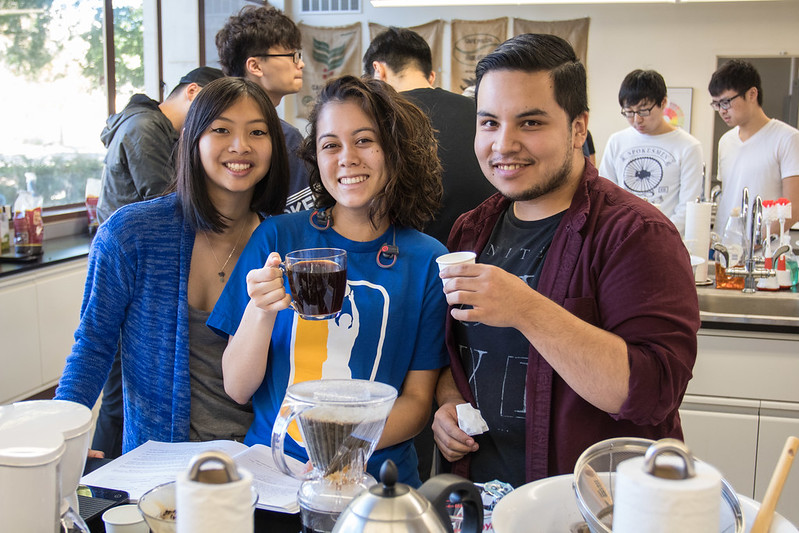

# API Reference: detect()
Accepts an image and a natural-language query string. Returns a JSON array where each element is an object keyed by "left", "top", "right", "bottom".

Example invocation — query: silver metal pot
[{"left": 332, "top": 460, "right": 483, "bottom": 533}]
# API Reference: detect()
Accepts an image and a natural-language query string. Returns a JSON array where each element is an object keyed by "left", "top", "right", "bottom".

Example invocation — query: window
[{"left": 0, "top": 0, "right": 144, "bottom": 210}]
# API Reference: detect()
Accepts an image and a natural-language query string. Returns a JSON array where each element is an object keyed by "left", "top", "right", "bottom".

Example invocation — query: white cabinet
[
  {"left": 0, "top": 259, "right": 87, "bottom": 404},
  {"left": 35, "top": 262, "right": 87, "bottom": 385},
  {"left": 679, "top": 329, "right": 799, "bottom": 525},
  {"left": 756, "top": 402, "right": 799, "bottom": 517},
  {"left": 680, "top": 396, "right": 759, "bottom": 496},
  {"left": 0, "top": 281, "right": 42, "bottom": 402}
]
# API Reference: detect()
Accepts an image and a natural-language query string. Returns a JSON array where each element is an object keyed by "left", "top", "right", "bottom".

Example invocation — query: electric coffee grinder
[{"left": 0, "top": 400, "right": 93, "bottom": 533}]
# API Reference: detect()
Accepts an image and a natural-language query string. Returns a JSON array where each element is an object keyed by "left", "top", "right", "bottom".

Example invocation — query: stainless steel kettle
[{"left": 331, "top": 459, "right": 484, "bottom": 533}]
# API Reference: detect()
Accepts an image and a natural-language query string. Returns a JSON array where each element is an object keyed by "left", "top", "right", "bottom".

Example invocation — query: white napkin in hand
[{"left": 456, "top": 403, "right": 489, "bottom": 436}]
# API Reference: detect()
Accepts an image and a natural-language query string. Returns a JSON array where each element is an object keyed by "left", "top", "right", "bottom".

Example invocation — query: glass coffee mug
[{"left": 281, "top": 248, "right": 347, "bottom": 320}]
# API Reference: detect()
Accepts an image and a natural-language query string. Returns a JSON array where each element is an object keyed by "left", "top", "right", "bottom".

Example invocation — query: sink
[{"left": 697, "top": 286, "right": 799, "bottom": 327}]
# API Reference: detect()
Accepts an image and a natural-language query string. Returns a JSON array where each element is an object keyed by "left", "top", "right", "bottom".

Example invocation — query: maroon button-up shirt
[{"left": 445, "top": 161, "right": 699, "bottom": 483}]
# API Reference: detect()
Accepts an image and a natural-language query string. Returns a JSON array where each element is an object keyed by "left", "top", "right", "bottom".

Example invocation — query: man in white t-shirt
[
  {"left": 709, "top": 59, "right": 799, "bottom": 233},
  {"left": 600, "top": 69, "right": 703, "bottom": 235}
]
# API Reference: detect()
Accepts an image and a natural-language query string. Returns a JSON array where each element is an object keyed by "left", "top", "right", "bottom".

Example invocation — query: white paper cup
[
  {"left": 102, "top": 503, "right": 149, "bottom": 533},
  {"left": 436, "top": 252, "right": 476, "bottom": 287}
]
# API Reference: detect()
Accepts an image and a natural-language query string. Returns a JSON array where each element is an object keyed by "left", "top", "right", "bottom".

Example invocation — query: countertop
[
  {"left": 0, "top": 234, "right": 92, "bottom": 278},
  {"left": 697, "top": 273, "right": 799, "bottom": 334},
  {"left": 1, "top": 230, "right": 796, "bottom": 333}
]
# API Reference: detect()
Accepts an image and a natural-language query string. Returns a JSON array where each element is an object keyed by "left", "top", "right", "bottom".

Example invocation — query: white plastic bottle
[{"left": 715, "top": 207, "right": 746, "bottom": 290}]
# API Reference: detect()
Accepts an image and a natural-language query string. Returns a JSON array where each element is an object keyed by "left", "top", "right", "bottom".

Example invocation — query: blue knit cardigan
[{"left": 56, "top": 193, "right": 195, "bottom": 452}]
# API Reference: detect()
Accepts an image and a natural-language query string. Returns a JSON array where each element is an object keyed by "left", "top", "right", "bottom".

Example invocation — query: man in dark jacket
[
  {"left": 97, "top": 66, "right": 223, "bottom": 223},
  {"left": 432, "top": 34, "right": 699, "bottom": 488},
  {"left": 364, "top": 27, "right": 495, "bottom": 245},
  {"left": 92, "top": 66, "right": 223, "bottom": 460}
]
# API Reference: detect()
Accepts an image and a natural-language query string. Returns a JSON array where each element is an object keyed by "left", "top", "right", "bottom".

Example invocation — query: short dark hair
[
  {"left": 475, "top": 33, "right": 588, "bottom": 122},
  {"left": 215, "top": 5, "right": 301, "bottom": 78},
  {"left": 166, "top": 66, "right": 225, "bottom": 100},
  {"left": 298, "top": 75, "right": 442, "bottom": 231},
  {"left": 618, "top": 69, "right": 668, "bottom": 108},
  {"left": 363, "top": 27, "right": 433, "bottom": 79},
  {"left": 709, "top": 59, "right": 763, "bottom": 106},
  {"left": 174, "top": 77, "right": 289, "bottom": 232}
]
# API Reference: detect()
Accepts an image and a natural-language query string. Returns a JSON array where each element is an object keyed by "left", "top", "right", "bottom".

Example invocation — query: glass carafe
[{"left": 271, "top": 379, "right": 397, "bottom": 533}]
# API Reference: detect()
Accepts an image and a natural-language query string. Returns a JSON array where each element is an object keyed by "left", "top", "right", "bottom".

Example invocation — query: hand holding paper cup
[{"left": 436, "top": 251, "right": 476, "bottom": 287}]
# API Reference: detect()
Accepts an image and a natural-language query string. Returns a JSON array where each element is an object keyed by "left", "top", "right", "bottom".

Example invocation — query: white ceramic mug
[{"left": 102, "top": 503, "right": 149, "bottom": 533}]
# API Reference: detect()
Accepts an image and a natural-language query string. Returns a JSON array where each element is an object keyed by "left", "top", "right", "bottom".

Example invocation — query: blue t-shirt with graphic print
[{"left": 208, "top": 211, "right": 449, "bottom": 487}]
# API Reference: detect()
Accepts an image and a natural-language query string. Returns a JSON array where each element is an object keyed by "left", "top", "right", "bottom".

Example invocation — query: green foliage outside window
[
  {"left": 0, "top": 0, "right": 59, "bottom": 79},
  {"left": 0, "top": 1, "right": 144, "bottom": 210},
  {"left": 81, "top": 4, "right": 145, "bottom": 90},
  {"left": 0, "top": 155, "right": 104, "bottom": 207}
]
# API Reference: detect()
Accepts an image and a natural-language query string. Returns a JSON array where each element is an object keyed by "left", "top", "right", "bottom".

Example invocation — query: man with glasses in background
[
  {"left": 600, "top": 69, "right": 703, "bottom": 235},
  {"left": 216, "top": 5, "right": 312, "bottom": 212},
  {"left": 709, "top": 59, "right": 799, "bottom": 233}
]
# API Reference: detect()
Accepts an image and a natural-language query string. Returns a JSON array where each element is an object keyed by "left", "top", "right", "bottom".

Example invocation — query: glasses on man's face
[
  {"left": 710, "top": 93, "right": 742, "bottom": 111},
  {"left": 258, "top": 50, "right": 302, "bottom": 64},
  {"left": 620, "top": 102, "right": 658, "bottom": 119}
]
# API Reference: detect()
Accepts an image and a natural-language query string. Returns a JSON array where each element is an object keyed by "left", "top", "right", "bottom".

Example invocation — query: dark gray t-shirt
[
  {"left": 188, "top": 305, "right": 253, "bottom": 442},
  {"left": 455, "top": 207, "right": 563, "bottom": 487}
]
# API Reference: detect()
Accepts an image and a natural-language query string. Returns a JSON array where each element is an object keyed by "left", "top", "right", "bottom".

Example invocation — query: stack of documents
[{"left": 80, "top": 440, "right": 305, "bottom": 513}]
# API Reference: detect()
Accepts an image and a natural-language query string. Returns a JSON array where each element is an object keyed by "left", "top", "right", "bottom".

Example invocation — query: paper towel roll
[
  {"left": 612, "top": 455, "right": 722, "bottom": 533},
  {"left": 176, "top": 466, "right": 255, "bottom": 533},
  {"left": 685, "top": 201, "right": 713, "bottom": 282}
]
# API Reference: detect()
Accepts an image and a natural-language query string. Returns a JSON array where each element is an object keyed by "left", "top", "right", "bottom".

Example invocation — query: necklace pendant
[{"left": 218, "top": 271, "right": 225, "bottom": 282}]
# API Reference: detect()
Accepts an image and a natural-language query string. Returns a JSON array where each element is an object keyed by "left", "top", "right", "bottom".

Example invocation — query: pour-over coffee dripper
[{"left": 271, "top": 379, "right": 397, "bottom": 533}]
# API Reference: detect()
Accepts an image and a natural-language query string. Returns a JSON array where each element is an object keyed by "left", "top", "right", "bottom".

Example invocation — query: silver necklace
[{"left": 203, "top": 221, "right": 248, "bottom": 283}]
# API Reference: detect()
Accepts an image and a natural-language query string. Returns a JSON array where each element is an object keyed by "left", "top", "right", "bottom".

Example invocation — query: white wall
[
  {"left": 289, "top": 0, "right": 799, "bottom": 177},
  {"left": 161, "top": 0, "right": 201, "bottom": 94}
]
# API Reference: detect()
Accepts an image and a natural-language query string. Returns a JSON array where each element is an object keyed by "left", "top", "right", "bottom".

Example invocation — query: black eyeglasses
[
  {"left": 710, "top": 93, "right": 742, "bottom": 111},
  {"left": 620, "top": 102, "right": 658, "bottom": 119},
  {"left": 257, "top": 50, "right": 302, "bottom": 64}
]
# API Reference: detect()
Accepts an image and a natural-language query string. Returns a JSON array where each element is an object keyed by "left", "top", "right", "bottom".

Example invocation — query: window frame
[{"left": 37, "top": 0, "right": 166, "bottom": 232}]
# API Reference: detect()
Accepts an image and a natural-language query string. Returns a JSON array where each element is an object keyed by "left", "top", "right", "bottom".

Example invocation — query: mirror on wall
[{"left": 710, "top": 56, "right": 799, "bottom": 184}]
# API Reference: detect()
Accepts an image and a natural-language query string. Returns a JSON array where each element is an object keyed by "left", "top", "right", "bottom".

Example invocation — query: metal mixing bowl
[{"left": 572, "top": 437, "right": 744, "bottom": 533}]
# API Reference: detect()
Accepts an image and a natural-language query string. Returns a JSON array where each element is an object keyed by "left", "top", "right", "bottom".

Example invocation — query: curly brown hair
[
  {"left": 215, "top": 5, "right": 301, "bottom": 78},
  {"left": 298, "top": 76, "right": 442, "bottom": 231}
]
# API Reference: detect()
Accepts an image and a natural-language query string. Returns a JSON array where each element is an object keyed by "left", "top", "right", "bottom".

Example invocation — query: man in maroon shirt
[{"left": 432, "top": 34, "right": 699, "bottom": 487}]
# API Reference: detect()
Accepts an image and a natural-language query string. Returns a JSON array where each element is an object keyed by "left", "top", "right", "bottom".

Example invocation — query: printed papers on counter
[{"left": 80, "top": 439, "right": 304, "bottom": 513}]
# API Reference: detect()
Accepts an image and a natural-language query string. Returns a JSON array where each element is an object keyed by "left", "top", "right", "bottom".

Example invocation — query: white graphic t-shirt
[
  {"left": 600, "top": 127, "right": 704, "bottom": 235},
  {"left": 715, "top": 119, "right": 799, "bottom": 233}
]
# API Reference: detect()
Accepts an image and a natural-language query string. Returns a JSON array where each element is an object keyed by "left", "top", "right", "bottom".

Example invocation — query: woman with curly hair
[{"left": 209, "top": 75, "right": 447, "bottom": 486}]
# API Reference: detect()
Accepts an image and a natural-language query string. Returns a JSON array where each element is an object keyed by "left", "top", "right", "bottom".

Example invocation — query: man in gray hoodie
[
  {"left": 92, "top": 67, "right": 223, "bottom": 460},
  {"left": 97, "top": 67, "right": 224, "bottom": 223}
]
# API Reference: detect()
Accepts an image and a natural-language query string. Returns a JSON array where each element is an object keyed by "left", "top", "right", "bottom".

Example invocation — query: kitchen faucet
[{"left": 713, "top": 188, "right": 790, "bottom": 293}]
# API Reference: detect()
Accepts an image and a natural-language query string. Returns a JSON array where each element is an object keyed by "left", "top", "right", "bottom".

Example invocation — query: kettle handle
[{"left": 418, "top": 474, "right": 484, "bottom": 533}]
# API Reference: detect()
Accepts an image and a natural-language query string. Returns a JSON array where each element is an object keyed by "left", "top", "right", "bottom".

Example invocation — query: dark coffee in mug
[{"left": 287, "top": 260, "right": 346, "bottom": 318}]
